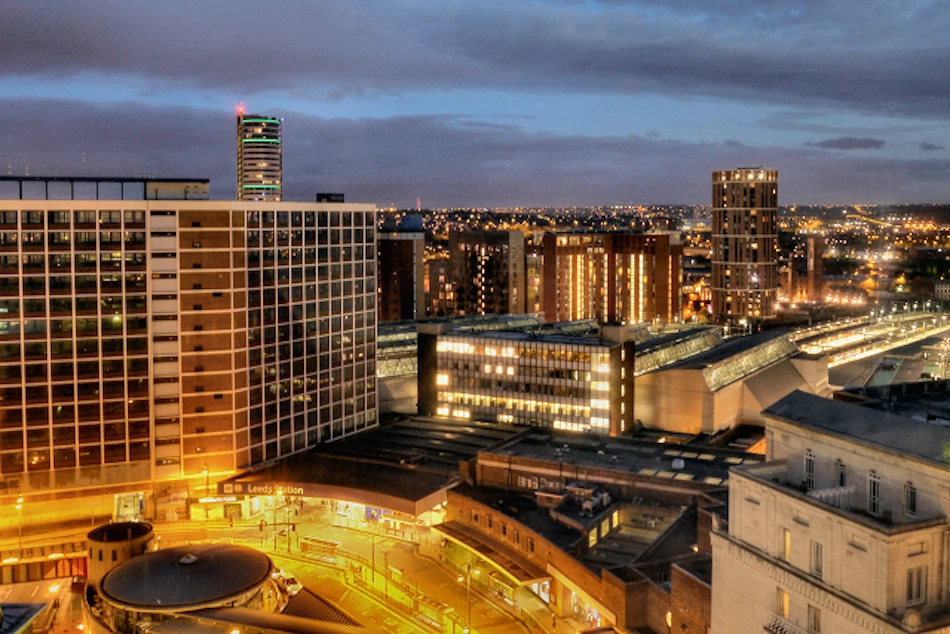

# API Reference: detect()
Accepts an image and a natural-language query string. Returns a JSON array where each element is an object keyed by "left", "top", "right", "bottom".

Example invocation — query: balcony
[
  {"left": 763, "top": 613, "right": 807, "bottom": 634},
  {"left": 803, "top": 484, "right": 854, "bottom": 510}
]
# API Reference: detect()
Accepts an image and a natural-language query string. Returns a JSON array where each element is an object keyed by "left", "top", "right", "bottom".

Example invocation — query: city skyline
[{"left": 1, "top": 1, "right": 948, "bottom": 206}]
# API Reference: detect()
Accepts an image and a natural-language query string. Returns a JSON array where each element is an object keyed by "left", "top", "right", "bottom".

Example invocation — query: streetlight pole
[
  {"left": 458, "top": 563, "right": 478, "bottom": 632},
  {"left": 203, "top": 464, "right": 209, "bottom": 522},
  {"left": 272, "top": 487, "right": 282, "bottom": 551},
  {"left": 15, "top": 497, "right": 23, "bottom": 556}
]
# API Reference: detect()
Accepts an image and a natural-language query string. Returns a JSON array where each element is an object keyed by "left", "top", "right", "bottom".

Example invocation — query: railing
[
  {"left": 763, "top": 613, "right": 808, "bottom": 634},
  {"left": 807, "top": 485, "right": 855, "bottom": 509}
]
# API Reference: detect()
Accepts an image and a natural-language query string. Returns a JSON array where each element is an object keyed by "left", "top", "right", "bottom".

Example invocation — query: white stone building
[{"left": 712, "top": 390, "right": 950, "bottom": 634}]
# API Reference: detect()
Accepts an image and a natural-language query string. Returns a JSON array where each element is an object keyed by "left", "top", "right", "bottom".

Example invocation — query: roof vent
[{"left": 179, "top": 553, "right": 198, "bottom": 565}]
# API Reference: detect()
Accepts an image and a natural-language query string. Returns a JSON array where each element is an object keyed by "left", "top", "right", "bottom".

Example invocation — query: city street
[{"left": 161, "top": 502, "right": 534, "bottom": 634}]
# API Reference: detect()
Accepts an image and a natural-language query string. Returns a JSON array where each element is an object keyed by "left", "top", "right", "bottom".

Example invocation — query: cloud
[
  {"left": 920, "top": 142, "right": 945, "bottom": 151},
  {"left": 1, "top": 98, "right": 948, "bottom": 207},
  {"left": 806, "top": 137, "right": 886, "bottom": 150},
  {"left": 0, "top": 1, "right": 949, "bottom": 119}
]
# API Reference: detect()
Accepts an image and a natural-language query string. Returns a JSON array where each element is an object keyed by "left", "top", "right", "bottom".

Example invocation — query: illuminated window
[
  {"left": 436, "top": 373, "right": 449, "bottom": 386},
  {"left": 776, "top": 588, "right": 789, "bottom": 619}
]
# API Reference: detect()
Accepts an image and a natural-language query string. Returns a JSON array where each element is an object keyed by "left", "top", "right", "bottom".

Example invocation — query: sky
[{"left": 1, "top": 0, "right": 948, "bottom": 207}]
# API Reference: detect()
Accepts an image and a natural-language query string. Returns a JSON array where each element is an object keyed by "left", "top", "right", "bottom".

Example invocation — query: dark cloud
[
  {"left": 920, "top": 142, "right": 945, "bottom": 151},
  {"left": 1, "top": 1, "right": 949, "bottom": 119},
  {"left": 806, "top": 137, "right": 886, "bottom": 150},
  {"left": 1, "top": 98, "right": 948, "bottom": 206}
]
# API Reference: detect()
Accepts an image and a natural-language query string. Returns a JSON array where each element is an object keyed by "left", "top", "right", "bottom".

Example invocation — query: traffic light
[
  {"left": 259, "top": 519, "right": 265, "bottom": 532},
  {"left": 292, "top": 523, "right": 296, "bottom": 532}
]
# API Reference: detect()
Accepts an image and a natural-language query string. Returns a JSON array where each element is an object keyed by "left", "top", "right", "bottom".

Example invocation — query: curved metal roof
[{"left": 99, "top": 544, "right": 272, "bottom": 610}]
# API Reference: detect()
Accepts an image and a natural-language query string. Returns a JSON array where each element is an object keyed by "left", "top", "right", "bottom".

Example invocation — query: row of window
[
  {"left": 470, "top": 506, "right": 536, "bottom": 554},
  {"left": 247, "top": 229, "right": 374, "bottom": 246},
  {"left": 0, "top": 210, "right": 146, "bottom": 226},
  {"left": 803, "top": 451, "right": 918, "bottom": 517},
  {"left": 246, "top": 210, "right": 374, "bottom": 228}
]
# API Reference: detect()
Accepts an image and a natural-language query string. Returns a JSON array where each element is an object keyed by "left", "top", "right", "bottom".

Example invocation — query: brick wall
[{"left": 671, "top": 564, "right": 711, "bottom": 634}]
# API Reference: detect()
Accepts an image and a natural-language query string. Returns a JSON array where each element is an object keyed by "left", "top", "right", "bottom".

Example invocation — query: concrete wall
[
  {"left": 378, "top": 375, "right": 417, "bottom": 414},
  {"left": 635, "top": 369, "right": 708, "bottom": 434}
]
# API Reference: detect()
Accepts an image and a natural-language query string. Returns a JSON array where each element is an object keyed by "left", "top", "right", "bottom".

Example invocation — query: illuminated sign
[
  {"left": 198, "top": 496, "right": 238, "bottom": 504},
  {"left": 221, "top": 482, "right": 305, "bottom": 496}
]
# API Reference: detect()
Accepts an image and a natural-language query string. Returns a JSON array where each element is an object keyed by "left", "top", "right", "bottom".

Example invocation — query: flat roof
[
  {"left": 322, "top": 417, "right": 527, "bottom": 474},
  {"left": 484, "top": 429, "right": 759, "bottom": 486},
  {"left": 765, "top": 390, "right": 950, "bottom": 468},
  {"left": 0, "top": 176, "right": 209, "bottom": 183},
  {"left": 445, "top": 329, "right": 620, "bottom": 347},
  {"left": 219, "top": 453, "right": 454, "bottom": 516}
]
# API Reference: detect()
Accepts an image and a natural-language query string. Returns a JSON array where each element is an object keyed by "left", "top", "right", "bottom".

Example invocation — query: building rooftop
[
  {"left": 485, "top": 429, "right": 761, "bottom": 488},
  {"left": 87, "top": 521, "right": 151, "bottom": 543},
  {"left": 0, "top": 603, "right": 47, "bottom": 634},
  {"left": 765, "top": 390, "right": 950, "bottom": 468},
  {"left": 664, "top": 329, "right": 791, "bottom": 370},
  {"left": 314, "top": 417, "right": 526, "bottom": 474},
  {"left": 99, "top": 544, "right": 272, "bottom": 610},
  {"left": 219, "top": 452, "right": 455, "bottom": 516}
]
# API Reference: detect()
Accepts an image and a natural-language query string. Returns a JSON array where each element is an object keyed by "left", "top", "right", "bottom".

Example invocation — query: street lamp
[
  {"left": 362, "top": 521, "right": 376, "bottom": 584},
  {"left": 457, "top": 563, "right": 480, "bottom": 631},
  {"left": 203, "top": 464, "right": 210, "bottom": 522},
  {"left": 15, "top": 497, "right": 22, "bottom": 555},
  {"left": 273, "top": 487, "right": 282, "bottom": 551}
]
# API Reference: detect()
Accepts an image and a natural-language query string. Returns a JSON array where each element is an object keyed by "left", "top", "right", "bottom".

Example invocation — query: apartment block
[
  {"left": 713, "top": 390, "right": 950, "bottom": 634},
  {"left": 542, "top": 232, "right": 682, "bottom": 325},
  {"left": 377, "top": 231, "right": 425, "bottom": 322},
  {"left": 447, "top": 230, "right": 526, "bottom": 316},
  {"left": 711, "top": 168, "right": 778, "bottom": 322}
]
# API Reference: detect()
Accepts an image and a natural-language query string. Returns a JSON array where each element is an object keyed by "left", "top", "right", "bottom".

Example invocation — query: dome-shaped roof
[{"left": 100, "top": 543, "right": 272, "bottom": 610}]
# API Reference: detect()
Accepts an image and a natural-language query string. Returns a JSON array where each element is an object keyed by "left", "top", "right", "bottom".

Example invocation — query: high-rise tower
[
  {"left": 711, "top": 167, "right": 778, "bottom": 322},
  {"left": 236, "top": 105, "right": 282, "bottom": 201}
]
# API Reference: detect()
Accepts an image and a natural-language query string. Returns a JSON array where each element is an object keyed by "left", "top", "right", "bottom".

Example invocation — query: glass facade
[
  {"left": 431, "top": 334, "right": 633, "bottom": 435},
  {"left": 0, "top": 200, "right": 377, "bottom": 494}
]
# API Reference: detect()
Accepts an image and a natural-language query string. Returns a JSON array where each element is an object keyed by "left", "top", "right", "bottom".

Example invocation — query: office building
[
  {"left": 418, "top": 323, "right": 634, "bottom": 436},
  {"left": 447, "top": 230, "right": 526, "bottom": 316},
  {"left": 711, "top": 168, "right": 778, "bottom": 321},
  {"left": 0, "top": 176, "right": 376, "bottom": 530},
  {"left": 377, "top": 231, "right": 425, "bottom": 322},
  {"left": 712, "top": 390, "right": 950, "bottom": 634},
  {"left": 237, "top": 107, "right": 282, "bottom": 201},
  {"left": 542, "top": 232, "right": 682, "bottom": 325}
]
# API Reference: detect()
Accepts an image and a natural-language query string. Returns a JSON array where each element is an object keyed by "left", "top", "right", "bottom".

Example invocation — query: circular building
[
  {"left": 86, "top": 522, "right": 154, "bottom": 587},
  {"left": 96, "top": 543, "right": 274, "bottom": 633}
]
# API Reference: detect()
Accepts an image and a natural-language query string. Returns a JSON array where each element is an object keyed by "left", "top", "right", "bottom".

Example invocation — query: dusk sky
[{"left": 1, "top": 0, "right": 948, "bottom": 206}]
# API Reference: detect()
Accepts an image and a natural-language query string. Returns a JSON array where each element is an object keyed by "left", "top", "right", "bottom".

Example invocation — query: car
[
  {"left": 282, "top": 576, "right": 303, "bottom": 596},
  {"left": 70, "top": 576, "right": 86, "bottom": 593}
]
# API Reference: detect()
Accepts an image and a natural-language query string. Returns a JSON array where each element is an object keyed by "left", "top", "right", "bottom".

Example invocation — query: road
[{"left": 163, "top": 504, "right": 530, "bottom": 634}]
